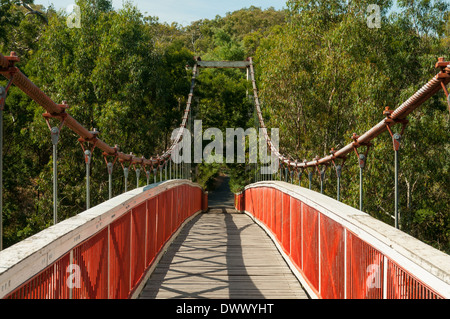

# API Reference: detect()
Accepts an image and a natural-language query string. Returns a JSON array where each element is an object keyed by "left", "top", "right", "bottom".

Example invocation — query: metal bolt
[
  {"left": 51, "top": 127, "right": 59, "bottom": 145},
  {"left": 84, "top": 150, "right": 91, "bottom": 164},
  {"left": 107, "top": 162, "right": 113, "bottom": 175},
  {"left": 336, "top": 165, "right": 342, "bottom": 178}
]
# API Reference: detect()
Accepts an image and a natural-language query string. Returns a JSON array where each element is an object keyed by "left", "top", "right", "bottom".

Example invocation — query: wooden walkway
[{"left": 138, "top": 207, "right": 309, "bottom": 299}]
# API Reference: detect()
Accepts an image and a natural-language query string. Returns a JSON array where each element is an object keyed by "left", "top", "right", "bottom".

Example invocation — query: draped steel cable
[
  {"left": 0, "top": 51, "right": 199, "bottom": 169},
  {"left": 247, "top": 56, "right": 450, "bottom": 170},
  {"left": 0, "top": 50, "right": 449, "bottom": 181}
]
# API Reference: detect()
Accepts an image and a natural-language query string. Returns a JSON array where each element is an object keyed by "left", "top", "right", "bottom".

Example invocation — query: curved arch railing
[
  {"left": 1, "top": 49, "right": 449, "bottom": 300},
  {"left": 235, "top": 181, "right": 450, "bottom": 299},
  {"left": 0, "top": 180, "right": 207, "bottom": 299},
  {"left": 0, "top": 51, "right": 195, "bottom": 169}
]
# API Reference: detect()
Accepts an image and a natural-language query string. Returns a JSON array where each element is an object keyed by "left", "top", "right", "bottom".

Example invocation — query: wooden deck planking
[{"left": 138, "top": 208, "right": 309, "bottom": 299}]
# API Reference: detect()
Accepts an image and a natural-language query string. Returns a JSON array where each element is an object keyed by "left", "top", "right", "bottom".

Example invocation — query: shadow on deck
[{"left": 138, "top": 176, "right": 308, "bottom": 299}]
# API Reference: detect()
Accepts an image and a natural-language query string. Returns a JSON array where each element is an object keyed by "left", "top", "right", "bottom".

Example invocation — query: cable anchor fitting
[
  {"left": 351, "top": 133, "right": 372, "bottom": 169},
  {"left": 330, "top": 148, "right": 346, "bottom": 178},
  {"left": 383, "top": 106, "right": 408, "bottom": 151},
  {"left": 103, "top": 145, "right": 119, "bottom": 175},
  {"left": 78, "top": 128, "right": 99, "bottom": 164}
]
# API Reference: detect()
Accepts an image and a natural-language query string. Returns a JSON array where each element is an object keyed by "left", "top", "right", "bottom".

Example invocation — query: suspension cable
[{"left": 246, "top": 56, "right": 450, "bottom": 170}]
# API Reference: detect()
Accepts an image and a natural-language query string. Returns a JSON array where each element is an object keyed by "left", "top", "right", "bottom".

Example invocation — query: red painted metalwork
[
  {"left": 274, "top": 189, "right": 282, "bottom": 243},
  {"left": 281, "top": 192, "right": 290, "bottom": 255},
  {"left": 320, "top": 214, "right": 345, "bottom": 299},
  {"left": 246, "top": 57, "right": 450, "bottom": 170},
  {"left": 146, "top": 197, "right": 157, "bottom": 267},
  {"left": 131, "top": 202, "right": 147, "bottom": 290},
  {"left": 235, "top": 185, "right": 445, "bottom": 299},
  {"left": 386, "top": 259, "right": 441, "bottom": 299},
  {"left": 109, "top": 212, "right": 131, "bottom": 299},
  {"left": 346, "top": 230, "right": 384, "bottom": 299},
  {"left": 234, "top": 192, "right": 244, "bottom": 212},
  {"left": 290, "top": 198, "right": 302, "bottom": 270},
  {"left": 4, "top": 183, "right": 205, "bottom": 299},
  {"left": 72, "top": 228, "right": 109, "bottom": 299},
  {"left": 0, "top": 52, "right": 203, "bottom": 169},
  {"left": 5, "top": 253, "right": 71, "bottom": 299},
  {"left": 268, "top": 188, "right": 274, "bottom": 228},
  {"left": 3, "top": 48, "right": 447, "bottom": 299},
  {"left": 302, "top": 202, "right": 320, "bottom": 294}
]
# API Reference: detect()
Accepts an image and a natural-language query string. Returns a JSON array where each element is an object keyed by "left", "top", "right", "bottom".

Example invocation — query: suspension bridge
[{"left": 0, "top": 52, "right": 449, "bottom": 299}]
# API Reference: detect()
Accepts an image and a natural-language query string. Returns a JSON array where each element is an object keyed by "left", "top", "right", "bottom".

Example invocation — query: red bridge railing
[
  {"left": 235, "top": 181, "right": 450, "bottom": 299},
  {"left": 0, "top": 180, "right": 207, "bottom": 299}
]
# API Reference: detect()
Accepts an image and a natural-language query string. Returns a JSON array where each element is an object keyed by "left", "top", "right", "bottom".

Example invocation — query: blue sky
[{"left": 46, "top": 0, "right": 288, "bottom": 25}]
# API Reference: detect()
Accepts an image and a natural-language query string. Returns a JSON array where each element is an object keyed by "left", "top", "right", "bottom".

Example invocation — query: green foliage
[
  {"left": 195, "top": 161, "right": 223, "bottom": 191},
  {"left": 0, "top": 0, "right": 448, "bottom": 255}
]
